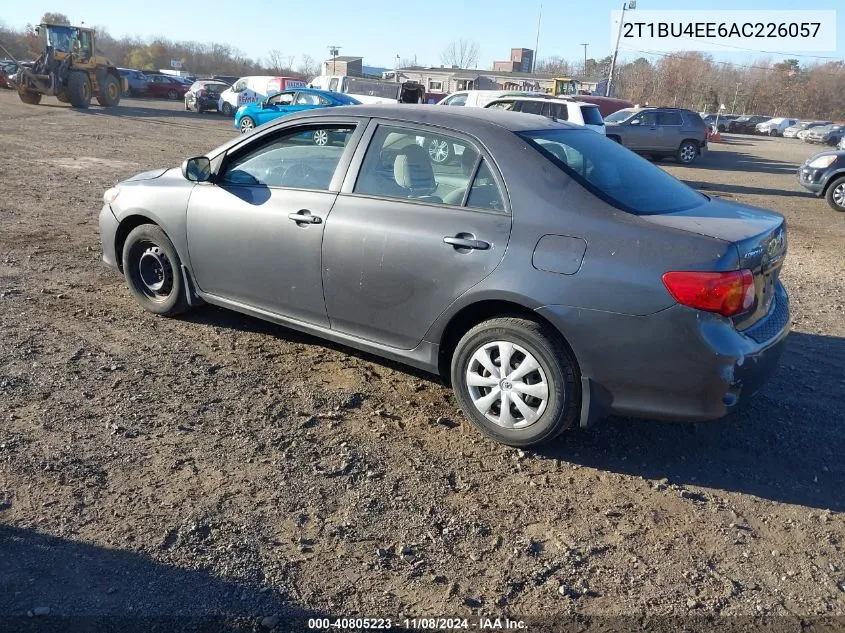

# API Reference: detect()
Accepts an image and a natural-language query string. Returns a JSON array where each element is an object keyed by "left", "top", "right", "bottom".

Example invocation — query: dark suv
[
  {"left": 604, "top": 107, "right": 707, "bottom": 164},
  {"left": 727, "top": 115, "right": 770, "bottom": 134}
]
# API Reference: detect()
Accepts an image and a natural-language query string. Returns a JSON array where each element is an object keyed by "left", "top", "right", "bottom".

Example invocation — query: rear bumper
[
  {"left": 98, "top": 203, "right": 120, "bottom": 269},
  {"left": 536, "top": 283, "right": 790, "bottom": 423}
]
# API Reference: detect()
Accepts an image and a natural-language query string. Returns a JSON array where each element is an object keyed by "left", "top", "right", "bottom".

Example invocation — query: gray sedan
[{"left": 99, "top": 105, "right": 790, "bottom": 447}]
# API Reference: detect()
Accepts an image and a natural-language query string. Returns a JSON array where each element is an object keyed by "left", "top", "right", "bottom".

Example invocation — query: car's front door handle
[
  {"left": 443, "top": 236, "right": 489, "bottom": 250},
  {"left": 288, "top": 211, "right": 322, "bottom": 225}
]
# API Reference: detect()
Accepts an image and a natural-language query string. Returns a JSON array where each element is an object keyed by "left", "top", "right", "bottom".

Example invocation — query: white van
[
  {"left": 437, "top": 90, "right": 535, "bottom": 108},
  {"left": 218, "top": 76, "right": 307, "bottom": 116},
  {"left": 309, "top": 75, "right": 425, "bottom": 104}
]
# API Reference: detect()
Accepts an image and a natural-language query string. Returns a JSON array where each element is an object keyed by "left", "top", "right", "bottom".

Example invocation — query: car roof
[
  {"left": 488, "top": 96, "right": 597, "bottom": 107},
  {"left": 281, "top": 103, "right": 582, "bottom": 132}
]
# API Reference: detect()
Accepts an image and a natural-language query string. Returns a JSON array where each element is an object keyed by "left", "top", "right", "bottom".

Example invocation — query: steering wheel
[{"left": 278, "top": 163, "right": 316, "bottom": 188}]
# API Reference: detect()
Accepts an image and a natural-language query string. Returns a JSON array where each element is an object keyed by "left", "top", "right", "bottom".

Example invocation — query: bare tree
[
  {"left": 440, "top": 40, "right": 479, "bottom": 69},
  {"left": 40, "top": 12, "right": 71, "bottom": 25},
  {"left": 296, "top": 54, "right": 321, "bottom": 81},
  {"left": 266, "top": 49, "right": 295, "bottom": 74}
]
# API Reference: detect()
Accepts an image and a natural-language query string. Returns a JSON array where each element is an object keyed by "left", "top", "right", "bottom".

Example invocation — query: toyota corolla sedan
[
  {"left": 99, "top": 105, "right": 790, "bottom": 447},
  {"left": 234, "top": 88, "right": 360, "bottom": 134}
]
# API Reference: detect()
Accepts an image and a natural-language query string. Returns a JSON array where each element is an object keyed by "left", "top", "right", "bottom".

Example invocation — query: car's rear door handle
[
  {"left": 288, "top": 211, "right": 321, "bottom": 225},
  {"left": 443, "top": 236, "right": 489, "bottom": 250}
]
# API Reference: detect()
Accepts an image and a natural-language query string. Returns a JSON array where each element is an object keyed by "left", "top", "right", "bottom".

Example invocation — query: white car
[
  {"left": 755, "top": 117, "right": 799, "bottom": 136},
  {"left": 217, "top": 76, "right": 306, "bottom": 117},
  {"left": 788, "top": 121, "right": 832, "bottom": 139},
  {"left": 485, "top": 96, "right": 606, "bottom": 135},
  {"left": 438, "top": 90, "right": 534, "bottom": 108}
]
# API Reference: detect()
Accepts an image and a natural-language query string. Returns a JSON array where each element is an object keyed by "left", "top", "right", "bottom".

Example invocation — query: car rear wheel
[
  {"left": 825, "top": 176, "right": 845, "bottom": 212},
  {"left": 312, "top": 129, "right": 330, "bottom": 145},
  {"left": 427, "top": 138, "right": 452, "bottom": 164},
  {"left": 239, "top": 116, "right": 255, "bottom": 133},
  {"left": 451, "top": 317, "right": 580, "bottom": 447},
  {"left": 221, "top": 102, "right": 233, "bottom": 117},
  {"left": 768, "top": 129, "right": 778, "bottom": 136},
  {"left": 167, "top": 89, "right": 179, "bottom": 100},
  {"left": 676, "top": 141, "right": 698, "bottom": 164},
  {"left": 122, "top": 224, "right": 190, "bottom": 316}
]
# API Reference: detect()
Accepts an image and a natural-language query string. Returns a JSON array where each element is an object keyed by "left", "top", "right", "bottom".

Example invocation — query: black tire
[
  {"left": 450, "top": 317, "right": 580, "bottom": 447},
  {"left": 825, "top": 176, "right": 845, "bottom": 213},
  {"left": 18, "top": 89, "right": 41, "bottom": 105},
  {"left": 221, "top": 102, "right": 233, "bottom": 117},
  {"left": 167, "top": 88, "right": 179, "bottom": 100},
  {"left": 121, "top": 224, "right": 190, "bottom": 316},
  {"left": 717, "top": 124, "right": 727, "bottom": 132},
  {"left": 67, "top": 72, "right": 92, "bottom": 109},
  {"left": 239, "top": 116, "right": 256, "bottom": 134},
  {"left": 96, "top": 73, "right": 121, "bottom": 107},
  {"left": 676, "top": 140, "right": 698, "bottom": 164}
]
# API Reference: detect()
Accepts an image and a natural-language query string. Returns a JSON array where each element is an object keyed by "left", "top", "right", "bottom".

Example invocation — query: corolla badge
[{"left": 766, "top": 229, "right": 786, "bottom": 261}]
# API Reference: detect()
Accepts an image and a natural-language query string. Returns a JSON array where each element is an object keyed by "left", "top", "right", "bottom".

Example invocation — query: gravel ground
[{"left": 1, "top": 91, "right": 844, "bottom": 630}]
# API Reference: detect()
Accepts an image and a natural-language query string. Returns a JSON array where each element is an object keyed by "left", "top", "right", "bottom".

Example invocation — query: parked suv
[
  {"left": 804, "top": 123, "right": 845, "bottom": 146},
  {"left": 727, "top": 115, "right": 770, "bottom": 134},
  {"left": 485, "top": 96, "right": 605, "bottom": 134},
  {"left": 604, "top": 107, "right": 707, "bottom": 164},
  {"left": 702, "top": 113, "right": 738, "bottom": 132},
  {"left": 755, "top": 117, "right": 799, "bottom": 136},
  {"left": 784, "top": 121, "right": 830, "bottom": 139},
  {"left": 118, "top": 68, "right": 149, "bottom": 96}
]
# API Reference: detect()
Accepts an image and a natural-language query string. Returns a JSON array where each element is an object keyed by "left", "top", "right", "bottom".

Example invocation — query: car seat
[{"left": 393, "top": 145, "right": 439, "bottom": 199}]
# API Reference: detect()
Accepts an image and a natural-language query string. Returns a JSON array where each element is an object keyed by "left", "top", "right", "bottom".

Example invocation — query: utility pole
[
  {"left": 532, "top": 2, "right": 542, "bottom": 73},
  {"left": 328, "top": 45, "right": 341, "bottom": 75},
  {"left": 580, "top": 43, "right": 589, "bottom": 78},
  {"left": 731, "top": 82, "right": 741, "bottom": 114},
  {"left": 606, "top": 0, "right": 636, "bottom": 97}
]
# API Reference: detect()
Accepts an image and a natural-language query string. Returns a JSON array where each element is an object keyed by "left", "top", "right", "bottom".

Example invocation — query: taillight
[{"left": 662, "top": 270, "right": 755, "bottom": 317}]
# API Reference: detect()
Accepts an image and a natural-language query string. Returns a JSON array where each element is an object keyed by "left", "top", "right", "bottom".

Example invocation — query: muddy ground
[{"left": 1, "top": 91, "right": 844, "bottom": 630}]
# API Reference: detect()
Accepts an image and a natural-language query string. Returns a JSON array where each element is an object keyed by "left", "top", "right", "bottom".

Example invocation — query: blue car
[{"left": 234, "top": 88, "right": 360, "bottom": 134}]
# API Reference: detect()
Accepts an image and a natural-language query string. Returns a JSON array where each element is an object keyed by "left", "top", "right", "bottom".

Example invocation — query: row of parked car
[{"left": 700, "top": 112, "right": 845, "bottom": 145}]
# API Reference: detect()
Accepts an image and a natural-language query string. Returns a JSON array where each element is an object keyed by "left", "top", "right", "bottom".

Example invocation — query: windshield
[
  {"left": 520, "top": 128, "right": 707, "bottom": 215},
  {"left": 45, "top": 25, "right": 76, "bottom": 53},
  {"left": 604, "top": 109, "right": 634, "bottom": 123}
]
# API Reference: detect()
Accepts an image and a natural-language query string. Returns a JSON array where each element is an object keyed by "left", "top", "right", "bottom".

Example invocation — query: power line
[{"left": 659, "top": 36, "right": 841, "bottom": 60}]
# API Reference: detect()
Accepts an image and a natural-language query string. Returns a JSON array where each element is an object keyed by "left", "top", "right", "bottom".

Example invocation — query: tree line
[{"left": 540, "top": 51, "right": 844, "bottom": 120}]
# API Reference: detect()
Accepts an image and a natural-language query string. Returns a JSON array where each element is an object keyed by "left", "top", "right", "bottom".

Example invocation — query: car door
[
  {"left": 258, "top": 91, "right": 295, "bottom": 125},
  {"left": 626, "top": 110, "right": 658, "bottom": 150},
  {"left": 656, "top": 110, "right": 683, "bottom": 151},
  {"left": 321, "top": 121, "right": 512, "bottom": 349},
  {"left": 186, "top": 120, "right": 364, "bottom": 325}
]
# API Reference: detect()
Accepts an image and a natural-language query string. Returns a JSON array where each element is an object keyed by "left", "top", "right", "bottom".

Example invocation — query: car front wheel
[
  {"left": 825, "top": 176, "right": 845, "bottom": 212},
  {"left": 122, "top": 224, "right": 190, "bottom": 316},
  {"left": 451, "top": 317, "right": 580, "bottom": 447},
  {"left": 239, "top": 116, "right": 255, "bottom": 133}
]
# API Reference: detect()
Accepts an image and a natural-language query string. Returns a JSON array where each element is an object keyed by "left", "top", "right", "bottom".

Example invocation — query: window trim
[
  {"left": 339, "top": 118, "right": 511, "bottom": 215},
  {"left": 214, "top": 119, "right": 366, "bottom": 193}
]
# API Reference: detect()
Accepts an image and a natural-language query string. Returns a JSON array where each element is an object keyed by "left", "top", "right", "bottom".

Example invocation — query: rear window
[
  {"left": 520, "top": 128, "right": 706, "bottom": 215},
  {"left": 579, "top": 105, "right": 603, "bottom": 126}
]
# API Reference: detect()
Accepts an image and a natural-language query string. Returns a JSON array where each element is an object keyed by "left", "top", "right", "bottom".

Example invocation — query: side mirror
[
  {"left": 182, "top": 156, "right": 212, "bottom": 183},
  {"left": 629, "top": 119, "right": 641, "bottom": 126}
]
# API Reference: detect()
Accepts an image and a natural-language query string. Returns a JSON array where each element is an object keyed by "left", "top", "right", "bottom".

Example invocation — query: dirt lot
[{"left": 1, "top": 92, "right": 844, "bottom": 630}]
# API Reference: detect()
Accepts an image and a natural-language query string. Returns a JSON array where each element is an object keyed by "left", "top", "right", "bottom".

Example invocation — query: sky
[{"left": 2, "top": 0, "right": 842, "bottom": 70}]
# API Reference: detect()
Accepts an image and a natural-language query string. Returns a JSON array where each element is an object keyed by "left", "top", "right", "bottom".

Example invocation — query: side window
[
  {"left": 553, "top": 103, "right": 568, "bottom": 121},
  {"left": 657, "top": 111, "right": 682, "bottom": 126},
  {"left": 354, "top": 125, "right": 477, "bottom": 205},
  {"left": 487, "top": 100, "right": 514, "bottom": 110},
  {"left": 269, "top": 92, "right": 295, "bottom": 106},
  {"left": 519, "top": 101, "right": 544, "bottom": 115},
  {"left": 294, "top": 92, "right": 322, "bottom": 106},
  {"left": 466, "top": 160, "right": 505, "bottom": 212},
  {"left": 220, "top": 125, "right": 356, "bottom": 190},
  {"left": 329, "top": 78, "right": 339, "bottom": 91},
  {"left": 635, "top": 111, "right": 657, "bottom": 126},
  {"left": 232, "top": 79, "right": 247, "bottom": 92}
]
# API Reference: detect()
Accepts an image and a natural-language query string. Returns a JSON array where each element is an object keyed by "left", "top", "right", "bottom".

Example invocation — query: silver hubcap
[
  {"left": 240, "top": 118, "right": 254, "bottom": 133},
  {"left": 313, "top": 130, "right": 329, "bottom": 145},
  {"left": 833, "top": 183, "right": 845, "bottom": 207},
  {"left": 429, "top": 139, "right": 449, "bottom": 163},
  {"left": 466, "top": 341, "right": 549, "bottom": 429},
  {"left": 138, "top": 246, "right": 173, "bottom": 300},
  {"left": 680, "top": 145, "right": 696, "bottom": 162}
]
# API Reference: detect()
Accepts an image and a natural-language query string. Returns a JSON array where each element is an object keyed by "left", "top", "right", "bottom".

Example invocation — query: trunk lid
[{"left": 643, "top": 197, "right": 786, "bottom": 329}]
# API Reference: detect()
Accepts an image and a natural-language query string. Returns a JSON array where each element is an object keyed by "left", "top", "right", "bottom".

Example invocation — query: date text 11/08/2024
[{"left": 307, "top": 617, "right": 527, "bottom": 630}]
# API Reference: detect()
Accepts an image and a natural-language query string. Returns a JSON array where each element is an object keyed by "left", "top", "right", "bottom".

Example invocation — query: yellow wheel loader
[{"left": 9, "top": 23, "right": 126, "bottom": 109}]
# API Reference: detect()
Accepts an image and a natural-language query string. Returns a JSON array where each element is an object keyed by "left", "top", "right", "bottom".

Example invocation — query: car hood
[
  {"left": 237, "top": 102, "right": 264, "bottom": 116},
  {"left": 122, "top": 168, "right": 169, "bottom": 182}
]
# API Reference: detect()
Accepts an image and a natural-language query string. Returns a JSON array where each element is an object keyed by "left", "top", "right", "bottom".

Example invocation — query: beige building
[{"left": 322, "top": 56, "right": 363, "bottom": 77}]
